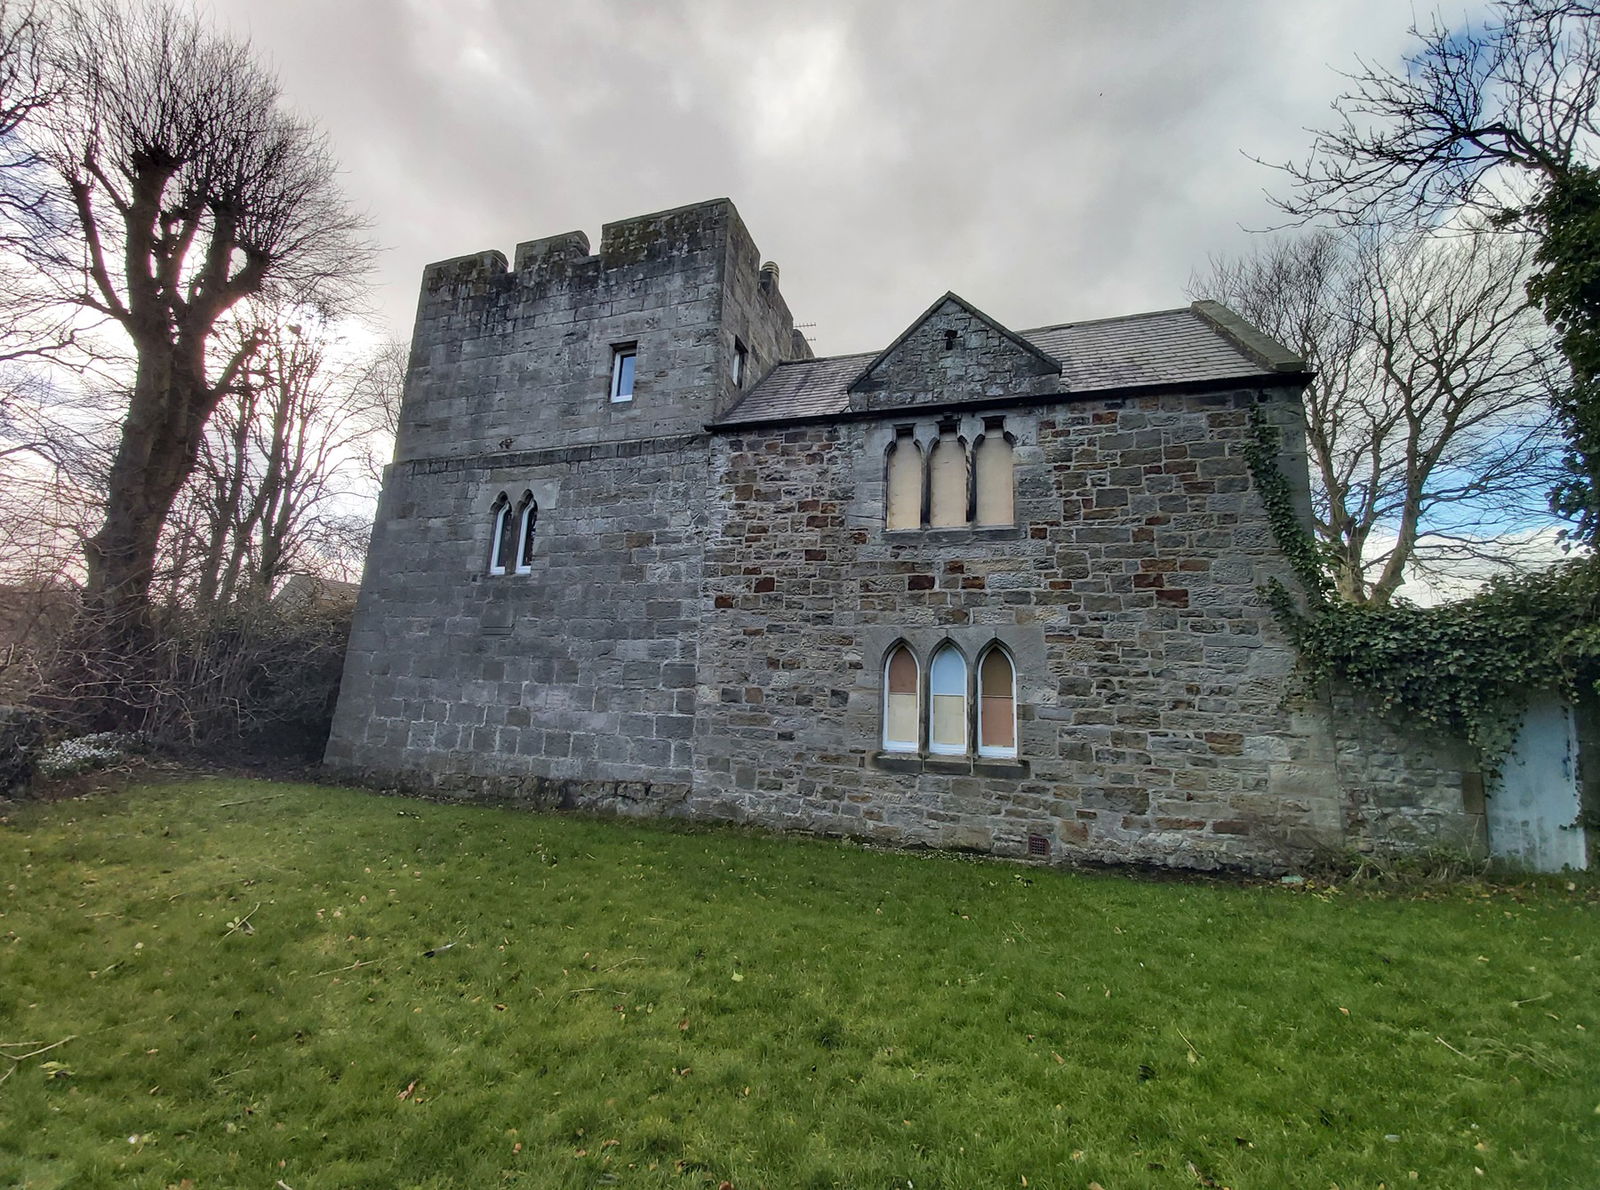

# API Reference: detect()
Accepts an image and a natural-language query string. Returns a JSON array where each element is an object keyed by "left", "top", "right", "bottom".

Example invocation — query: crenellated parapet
[{"left": 398, "top": 198, "right": 810, "bottom": 462}]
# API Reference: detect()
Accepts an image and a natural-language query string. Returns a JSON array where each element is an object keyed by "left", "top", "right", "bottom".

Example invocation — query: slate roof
[{"left": 716, "top": 302, "right": 1304, "bottom": 427}]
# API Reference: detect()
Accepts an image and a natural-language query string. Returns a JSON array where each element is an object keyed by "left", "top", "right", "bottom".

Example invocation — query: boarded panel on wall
[
  {"left": 887, "top": 441, "right": 922, "bottom": 530},
  {"left": 975, "top": 435, "right": 1013, "bottom": 525},
  {"left": 928, "top": 439, "right": 967, "bottom": 527}
]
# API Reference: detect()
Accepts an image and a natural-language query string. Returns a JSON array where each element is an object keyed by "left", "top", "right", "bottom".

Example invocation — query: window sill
[
  {"left": 883, "top": 526, "right": 1020, "bottom": 543},
  {"left": 871, "top": 752, "right": 1029, "bottom": 778}
]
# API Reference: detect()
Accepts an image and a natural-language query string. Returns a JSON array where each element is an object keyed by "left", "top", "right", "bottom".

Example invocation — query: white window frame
[
  {"left": 882, "top": 644, "right": 920, "bottom": 754},
  {"left": 610, "top": 344, "right": 637, "bottom": 403},
  {"left": 976, "top": 645, "right": 1018, "bottom": 759},
  {"left": 515, "top": 496, "right": 537, "bottom": 574},
  {"left": 488, "top": 495, "right": 511, "bottom": 575},
  {"left": 927, "top": 644, "right": 969, "bottom": 756}
]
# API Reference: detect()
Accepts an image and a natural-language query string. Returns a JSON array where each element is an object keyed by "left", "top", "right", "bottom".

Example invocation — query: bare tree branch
[
  {"left": 1192, "top": 222, "right": 1564, "bottom": 603},
  {"left": 0, "top": 0, "right": 374, "bottom": 712}
]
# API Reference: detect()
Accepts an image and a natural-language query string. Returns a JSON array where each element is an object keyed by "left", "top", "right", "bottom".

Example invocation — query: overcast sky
[{"left": 203, "top": 0, "right": 1435, "bottom": 358}]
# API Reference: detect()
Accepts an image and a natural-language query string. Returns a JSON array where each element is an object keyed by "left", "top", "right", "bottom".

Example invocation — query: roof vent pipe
[{"left": 759, "top": 260, "right": 780, "bottom": 292}]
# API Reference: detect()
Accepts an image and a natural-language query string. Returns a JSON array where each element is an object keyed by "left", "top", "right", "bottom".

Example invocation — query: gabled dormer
[{"left": 847, "top": 292, "right": 1062, "bottom": 413}]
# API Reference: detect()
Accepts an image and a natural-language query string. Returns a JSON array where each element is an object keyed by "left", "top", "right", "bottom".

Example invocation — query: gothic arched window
[
  {"left": 977, "top": 645, "right": 1017, "bottom": 758},
  {"left": 927, "top": 435, "right": 968, "bottom": 527},
  {"left": 927, "top": 644, "right": 968, "bottom": 756},
  {"left": 882, "top": 644, "right": 919, "bottom": 753},
  {"left": 885, "top": 433, "right": 922, "bottom": 530},
  {"left": 515, "top": 492, "right": 538, "bottom": 573},
  {"left": 488, "top": 492, "right": 512, "bottom": 575},
  {"left": 974, "top": 428, "right": 1014, "bottom": 526}
]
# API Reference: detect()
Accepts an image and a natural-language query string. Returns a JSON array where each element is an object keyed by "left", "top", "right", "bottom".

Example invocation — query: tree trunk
[{"left": 77, "top": 332, "right": 218, "bottom": 712}]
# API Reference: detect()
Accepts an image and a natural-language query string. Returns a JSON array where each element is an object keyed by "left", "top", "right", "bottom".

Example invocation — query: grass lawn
[{"left": 1, "top": 779, "right": 1596, "bottom": 1189}]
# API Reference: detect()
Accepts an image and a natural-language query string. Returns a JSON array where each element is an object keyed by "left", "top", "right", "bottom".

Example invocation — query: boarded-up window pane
[
  {"left": 884, "top": 646, "right": 918, "bottom": 751},
  {"left": 979, "top": 649, "right": 1016, "bottom": 755},
  {"left": 975, "top": 435, "right": 1014, "bottom": 525},
  {"left": 928, "top": 438, "right": 966, "bottom": 527},
  {"left": 928, "top": 646, "right": 967, "bottom": 754},
  {"left": 886, "top": 441, "right": 921, "bottom": 530}
]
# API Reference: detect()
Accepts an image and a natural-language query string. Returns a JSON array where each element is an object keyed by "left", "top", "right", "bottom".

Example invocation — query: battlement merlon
[
  {"left": 418, "top": 198, "right": 739, "bottom": 296},
  {"left": 409, "top": 197, "right": 812, "bottom": 363}
]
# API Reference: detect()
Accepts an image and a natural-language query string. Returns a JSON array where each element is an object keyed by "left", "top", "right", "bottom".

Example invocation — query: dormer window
[
  {"left": 610, "top": 344, "right": 636, "bottom": 403},
  {"left": 732, "top": 339, "right": 748, "bottom": 387}
]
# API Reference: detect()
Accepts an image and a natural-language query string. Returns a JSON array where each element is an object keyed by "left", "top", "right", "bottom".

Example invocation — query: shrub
[{"left": 35, "top": 598, "right": 354, "bottom": 762}]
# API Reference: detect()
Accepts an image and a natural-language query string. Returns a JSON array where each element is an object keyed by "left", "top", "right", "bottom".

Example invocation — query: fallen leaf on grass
[{"left": 396, "top": 1081, "right": 415, "bottom": 1101}]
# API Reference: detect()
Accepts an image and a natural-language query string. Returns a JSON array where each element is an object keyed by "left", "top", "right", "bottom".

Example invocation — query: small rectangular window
[
  {"left": 610, "top": 345, "right": 636, "bottom": 403},
  {"left": 732, "top": 340, "right": 747, "bottom": 387}
]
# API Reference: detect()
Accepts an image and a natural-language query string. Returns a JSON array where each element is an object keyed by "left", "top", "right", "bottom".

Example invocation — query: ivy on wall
[{"left": 1245, "top": 404, "right": 1600, "bottom": 778}]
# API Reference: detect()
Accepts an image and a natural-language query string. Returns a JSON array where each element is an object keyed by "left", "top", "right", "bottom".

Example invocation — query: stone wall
[
  {"left": 327, "top": 199, "right": 807, "bottom": 798},
  {"left": 691, "top": 388, "right": 1385, "bottom": 870},
  {"left": 328, "top": 200, "right": 1484, "bottom": 873}
]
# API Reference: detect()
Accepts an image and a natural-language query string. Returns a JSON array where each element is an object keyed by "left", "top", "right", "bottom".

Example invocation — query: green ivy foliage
[
  {"left": 1245, "top": 406, "right": 1600, "bottom": 777},
  {"left": 1523, "top": 164, "right": 1600, "bottom": 545}
]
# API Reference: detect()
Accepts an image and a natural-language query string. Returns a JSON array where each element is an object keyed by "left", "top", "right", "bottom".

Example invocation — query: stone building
[{"left": 325, "top": 198, "right": 1480, "bottom": 871}]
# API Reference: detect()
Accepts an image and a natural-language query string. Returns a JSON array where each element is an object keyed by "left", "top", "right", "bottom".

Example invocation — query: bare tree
[
  {"left": 1194, "top": 224, "right": 1563, "bottom": 604},
  {"left": 347, "top": 338, "right": 406, "bottom": 488},
  {"left": 164, "top": 316, "right": 396, "bottom": 609},
  {"left": 1277, "top": 1, "right": 1600, "bottom": 226},
  {"left": 0, "top": 0, "right": 81, "bottom": 372},
  {"left": 1, "top": 0, "right": 372, "bottom": 657},
  {"left": 1274, "top": 0, "right": 1600, "bottom": 542},
  {"left": 0, "top": 1, "right": 52, "bottom": 239}
]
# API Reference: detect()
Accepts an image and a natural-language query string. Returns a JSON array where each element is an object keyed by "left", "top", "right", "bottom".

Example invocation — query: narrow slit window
[
  {"left": 978, "top": 647, "right": 1017, "bottom": 758},
  {"left": 610, "top": 344, "right": 637, "bottom": 402},
  {"left": 732, "top": 339, "right": 748, "bottom": 387},
  {"left": 883, "top": 645, "right": 919, "bottom": 753},
  {"left": 515, "top": 493, "right": 538, "bottom": 573},
  {"left": 488, "top": 492, "right": 512, "bottom": 575},
  {"left": 928, "top": 645, "right": 968, "bottom": 755}
]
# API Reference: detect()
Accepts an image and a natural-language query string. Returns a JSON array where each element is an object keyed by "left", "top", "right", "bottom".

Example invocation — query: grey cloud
[{"left": 210, "top": 0, "right": 1436, "bottom": 355}]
